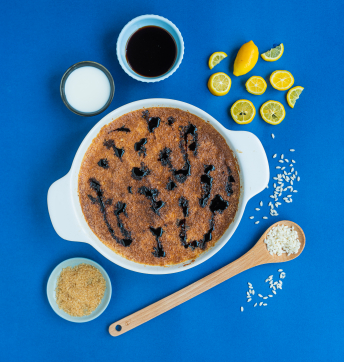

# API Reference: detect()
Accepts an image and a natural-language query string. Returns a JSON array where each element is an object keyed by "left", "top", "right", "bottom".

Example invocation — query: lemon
[
  {"left": 260, "top": 101, "right": 286, "bottom": 125},
  {"left": 208, "top": 52, "right": 228, "bottom": 69},
  {"left": 233, "top": 41, "right": 259, "bottom": 76},
  {"left": 230, "top": 100, "right": 256, "bottom": 124},
  {"left": 208, "top": 72, "right": 231, "bottom": 96},
  {"left": 287, "top": 86, "right": 304, "bottom": 108},
  {"left": 245, "top": 76, "right": 267, "bottom": 95},
  {"left": 261, "top": 44, "right": 284, "bottom": 62},
  {"left": 270, "top": 70, "right": 294, "bottom": 91}
]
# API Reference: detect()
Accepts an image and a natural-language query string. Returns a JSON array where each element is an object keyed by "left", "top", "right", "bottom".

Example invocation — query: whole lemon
[{"left": 233, "top": 40, "right": 259, "bottom": 76}]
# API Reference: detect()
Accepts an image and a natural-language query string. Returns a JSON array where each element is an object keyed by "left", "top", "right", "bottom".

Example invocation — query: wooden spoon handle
[{"left": 109, "top": 243, "right": 264, "bottom": 336}]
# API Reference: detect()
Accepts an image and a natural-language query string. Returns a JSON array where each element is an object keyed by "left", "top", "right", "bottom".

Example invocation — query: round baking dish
[{"left": 47, "top": 99, "right": 269, "bottom": 274}]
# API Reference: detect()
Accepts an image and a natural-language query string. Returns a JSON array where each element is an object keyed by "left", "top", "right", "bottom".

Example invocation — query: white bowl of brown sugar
[{"left": 47, "top": 258, "right": 112, "bottom": 323}]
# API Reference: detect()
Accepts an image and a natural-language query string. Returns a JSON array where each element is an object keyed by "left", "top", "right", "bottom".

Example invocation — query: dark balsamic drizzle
[
  {"left": 226, "top": 166, "right": 235, "bottom": 196},
  {"left": 87, "top": 178, "right": 132, "bottom": 247},
  {"left": 180, "top": 123, "right": 198, "bottom": 156},
  {"left": 179, "top": 197, "right": 189, "bottom": 217},
  {"left": 167, "top": 116, "right": 175, "bottom": 125},
  {"left": 147, "top": 117, "right": 160, "bottom": 133},
  {"left": 138, "top": 186, "right": 165, "bottom": 215},
  {"left": 97, "top": 158, "right": 109, "bottom": 169},
  {"left": 128, "top": 186, "right": 132, "bottom": 194},
  {"left": 209, "top": 194, "right": 229, "bottom": 214},
  {"left": 114, "top": 202, "right": 132, "bottom": 246},
  {"left": 109, "top": 126, "right": 131, "bottom": 133},
  {"left": 131, "top": 163, "right": 150, "bottom": 180},
  {"left": 180, "top": 194, "right": 229, "bottom": 250},
  {"left": 178, "top": 197, "right": 189, "bottom": 248},
  {"left": 166, "top": 179, "right": 177, "bottom": 191},
  {"left": 103, "top": 139, "right": 125, "bottom": 159},
  {"left": 141, "top": 110, "right": 160, "bottom": 133},
  {"left": 134, "top": 138, "right": 147, "bottom": 157},
  {"left": 158, "top": 148, "right": 172, "bottom": 168},
  {"left": 149, "top": 227, "right": 166, "bottom": 258},
  {"left": 173, "top": 158, "right": 191, "bottom": 183},
  {"left": 199, "top": 165, "right": 215, "bottom": 207},
  {"left": 158, "top": 147, "right": 191, "bottom": 184}
]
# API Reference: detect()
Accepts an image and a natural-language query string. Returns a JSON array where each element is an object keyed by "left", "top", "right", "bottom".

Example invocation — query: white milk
[{"left": 65, "top": 66, "right": 111, "bottom": 113}]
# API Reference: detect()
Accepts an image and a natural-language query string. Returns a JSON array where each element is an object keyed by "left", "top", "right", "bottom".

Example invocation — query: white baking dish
[{"left": 48, "top": 99, "right": 269, "bottom": 274}]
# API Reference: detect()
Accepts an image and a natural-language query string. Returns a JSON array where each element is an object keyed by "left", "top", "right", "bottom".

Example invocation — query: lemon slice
[
  {"left": 208, "top": 72, "right": 231, "bottom": 96},
  {"left": 208, "top": 52, "right": 228, "bottom": 69},
  {"left": 261, "top": 44, "right": 284, "bottom": 62},
  {"left": 270, "top": 70, "right": 294, "bottom": 91},
  {"left": 287, "top": 86, "right": 304, "bottom": 108},
  {"left": 260, "top": 101, "right": 286, "bottom": 125},
  {"left": 230, "top": 100, "right": 256, "bottom": 124},
  {"left": 245, "top": 76, "right": 267, "bottom": 95}
]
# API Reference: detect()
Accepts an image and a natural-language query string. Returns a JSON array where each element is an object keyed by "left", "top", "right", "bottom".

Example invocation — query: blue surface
[{"left": 1, "top": 0, "right": 343, "bottom": 361}]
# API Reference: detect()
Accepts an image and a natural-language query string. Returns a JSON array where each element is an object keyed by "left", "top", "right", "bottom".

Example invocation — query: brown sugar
[
  {"left": 78, "top": 107, "right": 240, "bottom": 266},
  {"left": 55, "top": 263, "right": 106, "bottom": 317}
]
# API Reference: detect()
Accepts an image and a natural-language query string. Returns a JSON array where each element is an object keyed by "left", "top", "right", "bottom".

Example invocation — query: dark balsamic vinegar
[{"left": 126, "top": 26, "right": 177, "bottom": 77}]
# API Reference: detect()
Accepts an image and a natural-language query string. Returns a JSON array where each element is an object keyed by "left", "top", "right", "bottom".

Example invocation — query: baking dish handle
[
  {"left": 226, "top": 130, "right": 269, "bottom": 203},
  {"left": 47, "top": 172, "right": 88, "bottom": 243}
]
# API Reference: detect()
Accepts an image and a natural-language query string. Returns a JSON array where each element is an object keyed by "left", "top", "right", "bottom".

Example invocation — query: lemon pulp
[
  {"left": 208, "top": 52, "right": 228, "bottom": 69},
  {"left": 230, "top": 100, "right": 256, "bottom": 124},
  {"left": 287, "top": 86, "right": 304, "bottom": 108},
  {"left": 270, "top": 70, "right": 294, "bottom": 91},
  {"left": 208, "top": 72, "right": 231, "bottom": 96},
  {"left": 245, "top": 76, "right": 267, "bottom": 95},
  {"left": 261, "top": 44, "right": 284, "bottom": 62},
  {"left": 260, "top": 101, "right": 286, "bottom": 125}
]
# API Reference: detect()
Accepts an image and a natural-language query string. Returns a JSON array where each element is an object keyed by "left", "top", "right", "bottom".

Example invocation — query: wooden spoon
[{"left": 109, "top": 220, "right": 305, "bottom": 336}]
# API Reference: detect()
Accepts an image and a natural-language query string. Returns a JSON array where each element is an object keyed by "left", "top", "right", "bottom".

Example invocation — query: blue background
[{"left": 1, "top": 0, "right": 343, "bottom": 361}]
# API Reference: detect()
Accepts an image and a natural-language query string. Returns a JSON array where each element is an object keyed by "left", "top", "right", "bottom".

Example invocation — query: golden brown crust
[{"left": 78, "top": 107, "right": 240, "bottom": 266}]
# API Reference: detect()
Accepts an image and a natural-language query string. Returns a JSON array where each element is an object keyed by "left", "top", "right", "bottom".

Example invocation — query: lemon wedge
[
  {"left": 270, "top": 70, "right": 294, "bottom": 91},
  {"left": 230, "top": 100, "right": 256, "bottom": 124},
  {"left": 208, "top": 72, "right": 231, "bottom": 96},
  {"left": 208, "top": 52, "right": 228, "bottom": 69},
  {"left": 233, "top": 41, "right": 259, "bottom": 76},
  {"left": 287, "top": 86, "right": 304, "bottom": 108},
  {"left": 260, "top": 101, "right": 286, "bottom": 125},
  {"left": 261, "top": 44, "right": 284, "bottom": 62},
  {"left": 245, "top": 76, "right": 267, "bottom": 95}
]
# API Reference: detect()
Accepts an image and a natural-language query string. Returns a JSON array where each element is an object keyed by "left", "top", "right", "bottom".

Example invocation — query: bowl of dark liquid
[{"left": 117, "top": 15, "right": 184, "bottom": 82}]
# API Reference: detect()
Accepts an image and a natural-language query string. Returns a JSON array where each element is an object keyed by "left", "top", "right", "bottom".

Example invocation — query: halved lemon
[
  {"left": 287, "top": 86, "right": 304, "bottom": 108},
  {"left": 261, "top": 44, "right": 284, "bottom": 62},
  {"left": 208, "top": 52, "right": 228, "bottom": 69},
  {"left": 208, "top": 72, "right": 231, "bottom": 96},
  {"left": 270, "top": 70, "right": 294, "bottom": 91},
  {"left": 245, "top": 76, "right": 267, "bottom": 95},
  {"left": 230, "top": 100, "right": 256, "bottom": 124},
  {"left": 260, "top": 101, "right": 286, "bottom": 125}
]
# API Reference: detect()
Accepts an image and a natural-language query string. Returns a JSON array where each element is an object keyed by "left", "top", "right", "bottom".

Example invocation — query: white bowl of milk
[{"left": 60, "top": 61, "right": 115, "bottom": 117}]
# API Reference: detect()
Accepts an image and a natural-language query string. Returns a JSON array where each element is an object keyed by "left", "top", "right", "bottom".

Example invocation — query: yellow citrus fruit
[
  {"left": 207, "top": 72, "right": 231, "bottom": 96},
  {"left": 208, "top": 52, "right": 228, "bottom": 69},
  {"left": 230, "top": 100, "right": 256, "bottom": 124},
  {"left": 245, "top": 76, "right": 267, "bottom": 95},
  {"left": 270, "top": 70, "right": 294, "bottom": 91},
  {"left": 260, "top": 101, "right": 286, "bottom": 125},
  {"left": 287, "top": 86, "right": 304, "bottom": 108},
  {"left": 233, "top": 40, "right": 259, "bottom": 76},
  {"left": 261, "top": 44, "right": 284, "bottom": 62}
]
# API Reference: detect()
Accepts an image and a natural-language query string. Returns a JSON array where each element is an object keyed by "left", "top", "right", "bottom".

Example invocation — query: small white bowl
[
  {"left": 47, "top": 257, "right": 112, "bottom": 323},
  {"left": 116, "top": 15, "right": 184, "bottom": 82}
]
